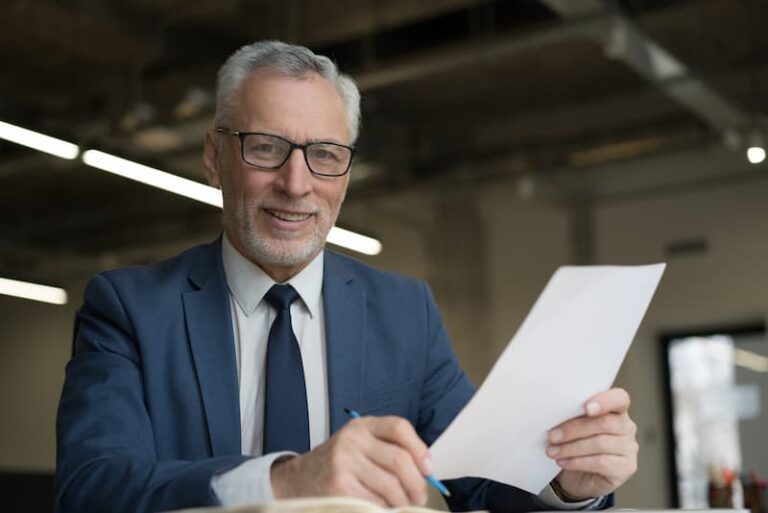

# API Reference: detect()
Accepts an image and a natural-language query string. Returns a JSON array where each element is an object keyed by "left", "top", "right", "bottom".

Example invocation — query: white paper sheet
[{"left": 430, "top": 264, "right": 666, "bottom": 494}]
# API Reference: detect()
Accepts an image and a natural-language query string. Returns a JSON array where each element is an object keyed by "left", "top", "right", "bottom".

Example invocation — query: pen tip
[{"left": 343, "top": 407, "right": 352, "bottom": 415}]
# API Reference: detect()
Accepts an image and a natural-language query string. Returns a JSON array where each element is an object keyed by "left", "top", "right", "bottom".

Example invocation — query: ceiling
[{"left": 1, "top": 0, "right": 767, "bottom": 284}]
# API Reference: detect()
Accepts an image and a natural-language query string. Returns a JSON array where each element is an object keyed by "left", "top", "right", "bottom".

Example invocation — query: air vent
[{"left": 664, "top": 237, "right": 709, "bottom": 258}]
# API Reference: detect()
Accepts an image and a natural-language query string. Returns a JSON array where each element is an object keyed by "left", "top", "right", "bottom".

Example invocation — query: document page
[{"left": 430, "top": 264, "right": 666, "bottom": 494}]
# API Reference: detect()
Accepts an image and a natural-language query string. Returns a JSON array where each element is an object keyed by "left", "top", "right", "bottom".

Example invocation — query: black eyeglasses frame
[{"left": 215, "top": 127, "right": 356, "bottom": 177}]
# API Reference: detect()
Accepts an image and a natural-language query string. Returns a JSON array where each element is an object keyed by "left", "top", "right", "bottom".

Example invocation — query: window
[{"left": 662, "top": 324, "right": 767, "bottom": 509}]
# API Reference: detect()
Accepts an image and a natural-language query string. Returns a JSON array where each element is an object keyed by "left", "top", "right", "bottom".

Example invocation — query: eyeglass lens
[{"left": 242, "top": 133, "right": 351, "bottom": 175}]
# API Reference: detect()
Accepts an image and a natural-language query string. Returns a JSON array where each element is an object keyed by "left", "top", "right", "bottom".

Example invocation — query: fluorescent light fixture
[
  {"left": 82, "top": 149, "right": 223, "bottom": 207},
  {"left": 327, "top": 226, "right": 382, "bottom": 255},
  {"left": 734, "top": 348, "right": 768, "bottom": 373},
  {"left": 0, "top": 120, "right": 79, "bottom": 160},
  {"left": 82, "top": 149, "right": 382, "bottom": 256},
  {"left": 747, "top": 146, "right": 766, "bottom": 164},
  {"left": 0, "top": 277, "right": 68, "bottom": 305}
]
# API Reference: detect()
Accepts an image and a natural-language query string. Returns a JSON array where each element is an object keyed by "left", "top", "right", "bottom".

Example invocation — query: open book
[{"left": 169, "top": 496, "right": 485, "bottom": 513}]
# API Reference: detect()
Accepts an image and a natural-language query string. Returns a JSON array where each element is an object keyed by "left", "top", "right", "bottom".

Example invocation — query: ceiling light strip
[
  {"left": 327, "top": 226, "right": 382, "bottom": 256},
  {"left": 734, "top": 348, "right": 768, "bottom": 373},
  {"left": 0, "top": 121, "right": 79, "bottom": 160},
  {"left": 82, "top": 149, "right": 223, "bottom": 207},
  {"left": 0, "top": 277, "right": 68, "bottom": 305}
]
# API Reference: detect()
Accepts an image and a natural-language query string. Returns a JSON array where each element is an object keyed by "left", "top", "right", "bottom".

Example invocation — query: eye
[
  {"left": 309, "top": 145, "right": 343, "bottom": 162},
  {"left": 243, "top": 135, "right": 287, "bottom": 161},
  {"left": 253, "top": 143, "right": 279, "bottom": 154}
]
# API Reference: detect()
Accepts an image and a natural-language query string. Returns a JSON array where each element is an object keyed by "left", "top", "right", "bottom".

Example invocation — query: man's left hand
[{"left": 546, "top": 387, "right": 639, "bottom": 501}]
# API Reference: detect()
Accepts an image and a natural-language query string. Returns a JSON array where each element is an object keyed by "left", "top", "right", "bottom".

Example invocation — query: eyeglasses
[{"left": 216, "top": 128, "right": 355, "bottom": 177}]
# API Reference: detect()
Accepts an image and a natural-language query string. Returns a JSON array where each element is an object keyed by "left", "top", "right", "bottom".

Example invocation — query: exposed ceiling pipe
[{"left": 541, "top": 0, "right": 751, "bottom": 141}]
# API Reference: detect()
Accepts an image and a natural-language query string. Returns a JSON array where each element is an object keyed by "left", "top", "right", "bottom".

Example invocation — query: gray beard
[
  {"left": 230, "top": 201, "right": 339, "bottom": 270},
  {"left": 241, "top": 215, "right": 325, "bottom": 268}
]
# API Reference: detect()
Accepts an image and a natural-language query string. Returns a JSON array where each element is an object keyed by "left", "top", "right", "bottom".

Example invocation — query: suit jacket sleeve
[
  {"left": 413, "top": 282, "right": 613, "bottom": 513},
  {"left": 55, "top": 273, "right": 249, "bottom": 513}
]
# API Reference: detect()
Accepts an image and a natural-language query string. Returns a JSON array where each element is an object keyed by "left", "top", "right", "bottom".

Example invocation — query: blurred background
[{"left": 1, "top": 0, "right": 767, "bottom": 511}]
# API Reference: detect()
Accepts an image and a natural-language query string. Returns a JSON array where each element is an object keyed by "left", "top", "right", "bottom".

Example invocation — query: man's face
[{"left": 204, "top": 70, "right": 351, "bottom": 280}]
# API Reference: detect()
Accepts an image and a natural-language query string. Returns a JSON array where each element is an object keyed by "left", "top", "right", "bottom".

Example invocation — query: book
[
  {"left": 169, "top": 496, "right": 485, "bottom": 513},
  {"left": 538, "top": 510, "right": 750, "bottom": 513}
]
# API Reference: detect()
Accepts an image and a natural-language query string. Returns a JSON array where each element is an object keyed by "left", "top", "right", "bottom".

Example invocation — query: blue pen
[{"left": 344, "top": 407, "right": 451, "bottom": 498}]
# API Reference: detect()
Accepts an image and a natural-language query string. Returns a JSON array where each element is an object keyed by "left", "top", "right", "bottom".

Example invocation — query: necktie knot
[{"left": 265, "top": 284, "right": 299, "bottom": 311}]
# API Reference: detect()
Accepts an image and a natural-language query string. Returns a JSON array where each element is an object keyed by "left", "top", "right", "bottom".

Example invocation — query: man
[{"left": 56, "top": 41, "right": 638, "bottom": 513}]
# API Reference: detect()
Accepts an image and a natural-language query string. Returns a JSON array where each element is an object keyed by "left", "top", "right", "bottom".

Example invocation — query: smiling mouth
[{"left": 264, "top": 208, "right": 313, "bottom": 222}]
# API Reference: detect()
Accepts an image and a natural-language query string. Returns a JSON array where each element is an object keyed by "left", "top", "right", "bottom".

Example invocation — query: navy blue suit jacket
[{"left": 56, "top": 239, "right": 575, "bottom": 513}]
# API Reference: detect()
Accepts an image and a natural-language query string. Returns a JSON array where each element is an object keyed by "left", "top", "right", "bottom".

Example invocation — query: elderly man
[{"left": 56, "top": 41, "right": 638, "bottom": 513}]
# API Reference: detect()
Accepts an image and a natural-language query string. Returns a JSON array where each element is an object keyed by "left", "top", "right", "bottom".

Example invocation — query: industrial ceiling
[{"left": 0, "top": 0, "right": 766, "bottom": 285}]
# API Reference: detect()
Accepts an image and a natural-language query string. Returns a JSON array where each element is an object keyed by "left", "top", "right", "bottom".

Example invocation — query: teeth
[{"left": 268, "top": 209, "right": 311, "bottom": 222}]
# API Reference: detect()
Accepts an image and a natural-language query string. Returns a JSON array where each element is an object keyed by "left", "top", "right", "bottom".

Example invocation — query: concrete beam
[{"left": 354, "top": 16, "right": 608, "bottom": 91}]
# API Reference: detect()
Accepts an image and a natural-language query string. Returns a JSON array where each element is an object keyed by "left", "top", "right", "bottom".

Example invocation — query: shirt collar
[{"left": 221, "top": 234, "right": 324, "bottom": 318}]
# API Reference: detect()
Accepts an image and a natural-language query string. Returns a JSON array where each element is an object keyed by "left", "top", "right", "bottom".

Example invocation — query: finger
[
  {"left": 583, "top": 388, "right": 631, "bottom": 417},
  {"left": 354, "top": 450, "right": 415, "bottom": 507},
  {"left": 344, "top": 473, "right": 391, "bottom": 507},
  {"left": 556, "top": 453, "right": 631, "bottom": 476},
  {"left": 363, "top": 436, "right": 428, "bottom": 505},
  {"left": 343, "top": 418, "right": 428, "bottom": 505},
  {"left": 550, "top": 411, "right": 634, "bottom": 444},
  {"left": 323, "top": 425, "right": 417, "bottom": 506},
  {"left": 365, "top": 416, "right": 432, "bottom": 475},
  {"left": 547, "top": 433, "right": 638, "bottom": 460}
]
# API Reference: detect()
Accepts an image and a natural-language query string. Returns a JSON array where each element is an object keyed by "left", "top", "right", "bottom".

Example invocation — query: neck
[{"left": 259, "top": 260, "right": 312, "bottom": 284}]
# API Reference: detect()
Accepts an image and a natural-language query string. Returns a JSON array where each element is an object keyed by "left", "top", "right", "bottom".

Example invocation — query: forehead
[{"left": 234, "top": 69, "right": 350, "bottom": 142}]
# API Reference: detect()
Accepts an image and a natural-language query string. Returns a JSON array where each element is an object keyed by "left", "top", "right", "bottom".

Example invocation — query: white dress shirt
[
  {"left": 211, "top": 235, "right": 328, "bottom": 505},
  {"left": 212, "top": 235, "right": 600, "bottom": 510}
]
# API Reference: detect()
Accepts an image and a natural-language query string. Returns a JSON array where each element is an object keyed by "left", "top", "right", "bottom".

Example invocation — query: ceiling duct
[{"left": 542, "top": 0, "right": 750, "bottom": 140}]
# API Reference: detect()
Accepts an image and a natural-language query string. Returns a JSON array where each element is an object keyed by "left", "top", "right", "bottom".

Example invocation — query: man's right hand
[{"left": 270, "top": 415, "right": 432, "bottom": 507}]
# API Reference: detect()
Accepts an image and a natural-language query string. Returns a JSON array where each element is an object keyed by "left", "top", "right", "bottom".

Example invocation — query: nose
[{"left": 275, "top": 148, "right": 313, "bottom": 198}]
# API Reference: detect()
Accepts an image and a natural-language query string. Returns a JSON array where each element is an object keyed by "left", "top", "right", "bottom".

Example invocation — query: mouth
[{"left": 264, "top": 208, "right": 313, "bottom": 223}]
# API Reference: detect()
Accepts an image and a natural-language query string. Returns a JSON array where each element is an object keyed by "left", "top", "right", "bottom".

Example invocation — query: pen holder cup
[
  {"left": 708, "top": 484, "right": 733, "bottom": 508},
  {"left": 745, "top": 483, "right": 766, "bottom": 513}
]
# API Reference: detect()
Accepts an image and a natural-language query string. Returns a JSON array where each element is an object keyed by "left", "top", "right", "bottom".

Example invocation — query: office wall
[
  {"left": 479, "top": 184, "right": 572, "bottom": 367},
  {"left": 594, "top": 177, "right": 768, "bottom": 507},
  {"left": 0, "top": 286, "right": 79, "bottom": 470}
]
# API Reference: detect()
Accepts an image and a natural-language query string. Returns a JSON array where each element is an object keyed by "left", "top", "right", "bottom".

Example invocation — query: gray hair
[{"left": 214, "top": 40, "right": 362, "bottom": 142}]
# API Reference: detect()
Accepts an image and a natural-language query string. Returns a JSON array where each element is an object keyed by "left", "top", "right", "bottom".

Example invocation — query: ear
[{"left": 203, "top": 129, "right": 222, "bottom": 188}]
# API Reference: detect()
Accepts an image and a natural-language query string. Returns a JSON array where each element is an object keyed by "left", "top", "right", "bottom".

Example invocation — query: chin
[{"left": 245, "top": 233, "right": 324, "bottom": 268}]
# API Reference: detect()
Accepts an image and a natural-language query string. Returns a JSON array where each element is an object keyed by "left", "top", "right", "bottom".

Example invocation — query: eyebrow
[
  {"left": 304, "top": 136, "right": 349, "bottom": 146},
  {"left": 247, "top": 130, "right": 348, "bottom": 147}
]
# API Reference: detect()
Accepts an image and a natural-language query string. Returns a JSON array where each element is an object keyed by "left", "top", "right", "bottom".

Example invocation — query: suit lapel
[
  {"left": 323, "top": 252, "right": 366, "bottom": 434},
  {"left": 183, "top": 240, "right": 242, "bottom": 456}
]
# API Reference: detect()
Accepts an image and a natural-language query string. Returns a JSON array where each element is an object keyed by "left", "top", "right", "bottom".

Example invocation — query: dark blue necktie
[{"left": 263, "top": 284, "right": 310, "bottom": 454}]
